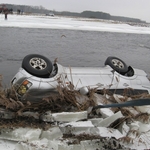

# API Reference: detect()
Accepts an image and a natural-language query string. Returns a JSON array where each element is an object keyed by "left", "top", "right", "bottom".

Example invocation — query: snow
[{"left": 0, "top": 14, "right": 150, "bottom": 34}]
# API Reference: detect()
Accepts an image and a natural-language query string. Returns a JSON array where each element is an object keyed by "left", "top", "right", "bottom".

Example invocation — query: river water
[{"left": 0, "top": 27, "right": 150, "bottom": 86}]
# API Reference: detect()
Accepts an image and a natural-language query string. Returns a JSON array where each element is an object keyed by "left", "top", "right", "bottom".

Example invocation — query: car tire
[
  {"left": 22, "top": 54, "right": 53, "bottom": 78},
  {"left": 105, "top": 56, "right": 128, "bottom": 75}
]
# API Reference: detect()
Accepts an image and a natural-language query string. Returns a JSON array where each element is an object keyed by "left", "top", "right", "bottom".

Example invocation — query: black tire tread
[
  {"left": 22, "top": 54, "right": 53, "bottom": 78},
  {"left": 105, "top": 56, "right": 128, "bottom": 75}
]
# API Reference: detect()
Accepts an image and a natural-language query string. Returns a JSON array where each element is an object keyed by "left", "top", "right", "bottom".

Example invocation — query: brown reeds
[{"left": 0, "top": 73, "right": 150, "bottom": 129}]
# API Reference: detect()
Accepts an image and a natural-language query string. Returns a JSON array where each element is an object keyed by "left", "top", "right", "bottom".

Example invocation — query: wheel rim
[
  {"left": 111, "top": 59, "right": 124, "bottom": 69},
  {"left": 29, "top": 57, "right": 47, "bottom": 70}
]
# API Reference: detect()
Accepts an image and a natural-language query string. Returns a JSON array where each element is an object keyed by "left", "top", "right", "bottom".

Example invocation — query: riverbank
[{"left": 0, "top": 14, "right": 150, "bottom": 34}]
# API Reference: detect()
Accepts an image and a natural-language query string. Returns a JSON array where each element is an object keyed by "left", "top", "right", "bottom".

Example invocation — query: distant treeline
[{"left": 1, "top": 3, "right": 146, "bottom": 23}]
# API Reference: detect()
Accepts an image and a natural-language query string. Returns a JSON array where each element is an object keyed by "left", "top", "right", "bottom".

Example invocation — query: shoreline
[{"left": 0, "top": 14, "right": 150, "bottom": 34}]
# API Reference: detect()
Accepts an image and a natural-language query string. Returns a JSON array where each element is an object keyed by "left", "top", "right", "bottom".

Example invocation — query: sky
[{"left": 0, "top": 0, "right": 150, "bottom": 22}]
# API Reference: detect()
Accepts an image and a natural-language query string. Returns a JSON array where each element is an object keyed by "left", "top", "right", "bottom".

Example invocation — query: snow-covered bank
[
  {"left": 0, "top": 14, "right": 150, "bottom": 34},
  {"left": 1, "top": 93, "right": 150, "bottom": 149}
]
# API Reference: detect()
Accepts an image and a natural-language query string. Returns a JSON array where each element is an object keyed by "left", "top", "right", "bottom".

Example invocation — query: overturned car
[{"left": 11, "top": 54, "right": 150, "bottom": 103}]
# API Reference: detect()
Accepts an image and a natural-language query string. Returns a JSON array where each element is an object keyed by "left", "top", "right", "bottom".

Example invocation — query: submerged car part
[{"left": 11, "top": 54, "right": 150, "bottom": 103}]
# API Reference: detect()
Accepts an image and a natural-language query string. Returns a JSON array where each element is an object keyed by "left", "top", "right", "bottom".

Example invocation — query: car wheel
[
  {"left": 22, "top": 54, "right": 53, "bottom": 78},
  {"left": 105, "top": 56, "right": 128, "bottom": 75}
]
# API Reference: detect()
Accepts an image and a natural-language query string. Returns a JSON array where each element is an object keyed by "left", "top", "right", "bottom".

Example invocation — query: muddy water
[{"left": 0, "top": 27, "right": 150, "bottom": 86}]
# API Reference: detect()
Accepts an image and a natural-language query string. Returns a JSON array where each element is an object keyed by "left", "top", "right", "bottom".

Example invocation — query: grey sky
[{"left": 0, "top": 0, "right": 150, "bottom": 22}]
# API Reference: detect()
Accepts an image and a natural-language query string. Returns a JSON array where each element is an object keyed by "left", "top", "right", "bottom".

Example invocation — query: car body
[
  {"left": 11, "top": 54, "right": 150, "bottom": 103},
  {"left": 45, "top": 12, "right": 54, "bottom": 16}
]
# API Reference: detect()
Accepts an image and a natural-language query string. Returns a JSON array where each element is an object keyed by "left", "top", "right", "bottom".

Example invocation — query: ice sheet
[{"left": 0, "top": 14, "right": 150, "bottom": 34}]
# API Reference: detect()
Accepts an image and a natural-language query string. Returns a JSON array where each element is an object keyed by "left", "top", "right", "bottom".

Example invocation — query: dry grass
[
  {"left": 0, "top": 74, "right": 96, "bottom": 129},
  {"left": 0, "top": 74, "right": 95, "bottom": 113},
  {"left": 0, "top": 74, "right": 150, "bottom": 129}
]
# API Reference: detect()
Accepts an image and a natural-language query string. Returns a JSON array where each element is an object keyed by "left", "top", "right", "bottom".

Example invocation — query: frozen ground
[{"left": 0, "top": 14, "right": 150, "bottom": 34}]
